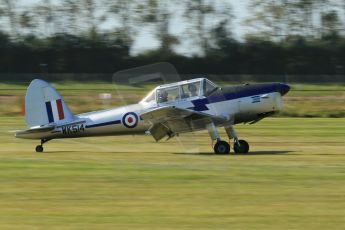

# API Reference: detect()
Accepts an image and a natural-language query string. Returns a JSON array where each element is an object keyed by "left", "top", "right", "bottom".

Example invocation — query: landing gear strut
[
  {"left": 35, "top": 139, "right": 51, "bottom": 153},
  {"left": 225, "top": 125, "right": 250, "bottom": 154},
  {"left": 207, "top": 123, "right": 230, "bottom": 154},
  {"left": 207, "top": 123, "right": 250, "bottom": 154}
]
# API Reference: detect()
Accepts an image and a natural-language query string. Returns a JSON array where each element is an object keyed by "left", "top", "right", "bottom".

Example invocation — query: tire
[
  {"left": 35, "top": 145, "right": 43, "bottom": 153},
  {"left": 234, "top": 140, "right": 249, "bottom": 154},
  {"left": 214, "top": 141, "right": 230, "bottom": 154}
]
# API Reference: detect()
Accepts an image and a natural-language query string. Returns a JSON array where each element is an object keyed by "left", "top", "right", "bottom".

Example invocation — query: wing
[{"left": 141, "top": 106, "right": 227, "bottom": 141}]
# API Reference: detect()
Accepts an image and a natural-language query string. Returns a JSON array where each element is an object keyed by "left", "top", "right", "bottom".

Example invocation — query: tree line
[{"left": 0, "top": 0, "right": 344, "bottom": 74}]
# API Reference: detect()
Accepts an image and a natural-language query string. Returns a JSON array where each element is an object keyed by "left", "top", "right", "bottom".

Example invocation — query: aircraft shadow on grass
[
  {"left": 173, "top": 150, "right": 295, "bottom": 156},
  {"left": 38, "top": 150, "right": 296, "bottom": 155}
]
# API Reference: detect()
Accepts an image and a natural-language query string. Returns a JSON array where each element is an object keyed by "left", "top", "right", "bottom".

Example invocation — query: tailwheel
[
  {"left": 234, "top": 140, "right": 250, "bottom": 154},
  {"left": 35, "top": 139, "right": 50, "bottom": 153},
  {"left": 35, "top": 145, "right": 44, "bottom": 153},
  {"left": 214, "top": 141, "right": 230, "bottom": 155}
]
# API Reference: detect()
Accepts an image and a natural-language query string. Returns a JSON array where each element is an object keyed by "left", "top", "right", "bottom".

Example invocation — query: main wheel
[
  {"left": 214, "top": 141, "right": 230, "bottom": 154},
  {"left": 234, "top": 140, "right": 249, "bottom": 154},
  {"left": 35, "top": 145, "right": 44, "bottom": 153}
]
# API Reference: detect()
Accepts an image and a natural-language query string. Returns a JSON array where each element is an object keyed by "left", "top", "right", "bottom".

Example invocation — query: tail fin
[{"left": 25, "top": 79, "right": 74, "bottom": 127}]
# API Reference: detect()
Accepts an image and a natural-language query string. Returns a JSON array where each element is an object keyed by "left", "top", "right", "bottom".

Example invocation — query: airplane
[{"left": 15, "top": 78, "right": 290, "bottom": 154}]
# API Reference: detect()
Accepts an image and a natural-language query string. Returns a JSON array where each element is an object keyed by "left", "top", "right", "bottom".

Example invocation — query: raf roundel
[{"left": 122, "top": 112, "right": 139, "bottom": 128}]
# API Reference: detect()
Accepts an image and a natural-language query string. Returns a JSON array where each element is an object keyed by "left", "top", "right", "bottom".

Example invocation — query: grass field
[{"left": 0, "top": 117, "right": 344, "bottom": 229}]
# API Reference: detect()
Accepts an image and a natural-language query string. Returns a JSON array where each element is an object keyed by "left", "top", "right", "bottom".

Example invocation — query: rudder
[{"left": 25, "top": 79, "right": 74, "bottom": 127}]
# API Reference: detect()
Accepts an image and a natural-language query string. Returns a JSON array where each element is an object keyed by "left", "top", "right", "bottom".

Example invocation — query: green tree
[
  {"left": 0, "top": 4, "right": 5, "bottom": 33},
  {"left": 19, "top": 11, "right": 36, "bottom": 36},
  {"left": 0, "top": 0, "right": 18, "bottom": 39},
  {"left": 108, "top": 0, "right": 143, "bottom": 49},
  {"left": 34, "top": 0, "right": 57, "bottom": 37},
  {"left": 142, "top": 0, "right": 179, "bottom": 53},
  {"left": 321, "top": 10, "right": 341, "bottom": 37},
  {"left": 80, "top": 0, "right": 106, "bottom": 40},
  {"left": 61, "top": 0, "right": 82, "bottom": 35},
  {"left": 245, "top": 0, "right": 339, "bottom": 41},
  {"left": 246, "top": 0, "right": 296, "bottom": 41},
  {"left": 183, "top": 0, "right": 233, "bottom": 55},
  {"left": 292, "top": 0, "right": 334, "bottom": 38}
]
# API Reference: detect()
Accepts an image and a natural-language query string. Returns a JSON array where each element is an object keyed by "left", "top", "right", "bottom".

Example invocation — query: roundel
[{"left": 122, "top": 112, "right": 139, "bottom": 128}]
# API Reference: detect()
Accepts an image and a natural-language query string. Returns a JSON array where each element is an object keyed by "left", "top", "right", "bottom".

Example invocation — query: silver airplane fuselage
[{"left": 17, "top": 81, "right": 290, "bottom": 140}]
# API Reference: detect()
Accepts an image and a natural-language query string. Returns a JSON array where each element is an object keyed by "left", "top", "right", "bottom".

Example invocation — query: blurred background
[{"left": 0, "top": 0, "right": 344, "bottom": 118}]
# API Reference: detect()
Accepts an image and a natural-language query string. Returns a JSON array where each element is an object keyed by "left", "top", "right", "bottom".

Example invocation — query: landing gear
[
  {"left": 225, "top": 125, "right": 250, "bottom": 154},
  {"left": 214, "top": 141, "right": 230, "bottom": 154},
  {"left": 35, "top": 139, "right": 51, "bottom": 153},
  {"left": 207, "top": 123, "right": 230, "bottom": 154},
  {"left": 233, "top": 140, "right": 249, "bottom": 154},
  {"left": 35, "top": 145, "right": 43, "bottom": 152}
]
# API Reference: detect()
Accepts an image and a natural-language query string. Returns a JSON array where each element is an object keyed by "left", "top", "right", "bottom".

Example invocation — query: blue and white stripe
[{"left": 251, "top": 95, "right": 261, "bottom": 103}]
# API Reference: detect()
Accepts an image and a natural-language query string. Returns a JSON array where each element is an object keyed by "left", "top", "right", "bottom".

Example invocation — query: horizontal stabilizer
[{"left": 15, "top": 125, "right": 55, "bottom": 139}]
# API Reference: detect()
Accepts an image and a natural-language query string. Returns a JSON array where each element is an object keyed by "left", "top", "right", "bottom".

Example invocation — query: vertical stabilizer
[{"left": 25, "top": 79, "right": 74, "bottom": 127}]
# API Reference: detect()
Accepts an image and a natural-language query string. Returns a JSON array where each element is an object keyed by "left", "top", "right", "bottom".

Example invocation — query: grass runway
[{"left": 0, "top": 117, "right": 344, "bottom": 229}]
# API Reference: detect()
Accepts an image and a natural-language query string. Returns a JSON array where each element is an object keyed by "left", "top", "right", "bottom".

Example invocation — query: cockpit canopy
[{"left": 140, "top": 78, "right": 218, "bottom": 105}]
